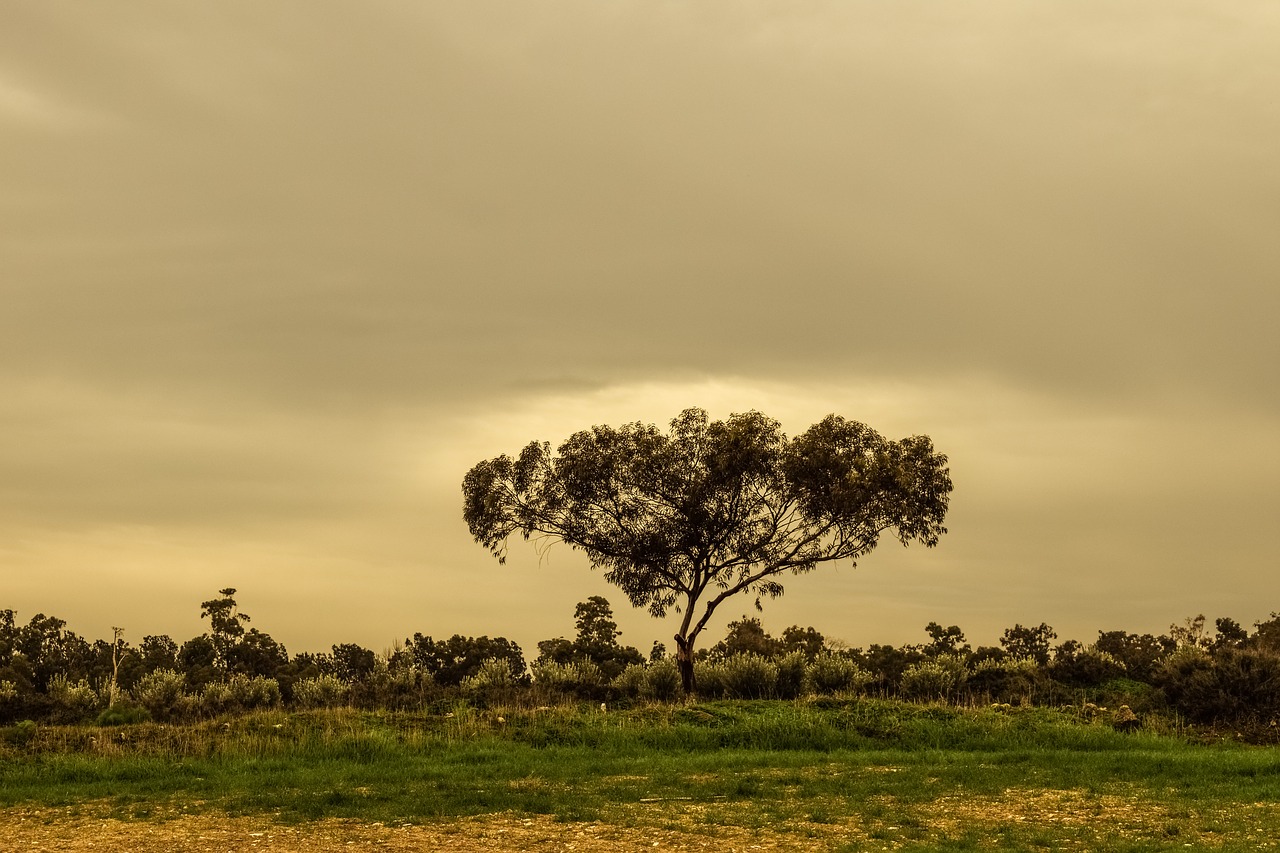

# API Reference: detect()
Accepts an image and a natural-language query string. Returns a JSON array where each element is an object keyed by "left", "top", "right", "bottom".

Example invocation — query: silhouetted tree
[
  {"left": 463, "top": 407, "right": 951, "bottom": 693},
  {"left": 15, "top": 614, "right": 91, "bottom": 691},
  {"left": 200, "top": 588, "right": 250, "bottom": 670},
  {"left": 178, "top": 635, "right": 218, "bottom": 690},
  {"left": 923, "top": 622, "right": 971, "bottom": 657},
  {"left": 228, "top": 628, "right": 288, "bottom": 679},
  {"left": 780, "top": 625, "right": 827, "bottom": 660},
  {"left": 707, "top": 617, "right": 781, "bottom": 660},
  {"left": 536, "top": 597, "right": 642, "bottom": 680},
  {"left": 330, "top": 643, "right": 377, "bottom": 684},
  {"left": 999, "top": 623, "right": 1057, "bottom": 666},
  {"left": 1094, "top": 630, "right": 1174, "bottom": 682},
  {"left": 138, "top": 634, "right": 179, "bottom": 674}
]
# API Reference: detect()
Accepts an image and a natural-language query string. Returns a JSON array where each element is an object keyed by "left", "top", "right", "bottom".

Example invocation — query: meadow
[{"left": 3, "top": 698, "right": 1279, "bottom": 851}]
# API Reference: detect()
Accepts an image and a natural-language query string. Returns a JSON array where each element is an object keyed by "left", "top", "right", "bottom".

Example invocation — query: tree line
[{"left": 3, "top": 589, "right": 1279, "bottom": 739}]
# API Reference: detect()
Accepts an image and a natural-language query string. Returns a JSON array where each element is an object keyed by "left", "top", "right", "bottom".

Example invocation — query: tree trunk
[{"left": 674, "top": 633, "right": 696, "bottom": 695}]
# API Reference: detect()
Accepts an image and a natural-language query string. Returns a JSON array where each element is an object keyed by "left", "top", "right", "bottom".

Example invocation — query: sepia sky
[{"left": 3, "top": 1, "right": 1278, "bottom": 659}]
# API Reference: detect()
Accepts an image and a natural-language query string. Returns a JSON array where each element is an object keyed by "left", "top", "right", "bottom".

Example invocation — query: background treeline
[{"left": 3, "top": 589, "right": 1279, "bottom": 741}]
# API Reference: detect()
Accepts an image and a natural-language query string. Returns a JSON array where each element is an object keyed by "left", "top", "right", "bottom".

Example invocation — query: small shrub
[
  {"left": 775, "top": 651, "right": 808, "bottom": 700},
  {"left": 229, "top": 674, "right": 281, "bottom": 711},
  {"left": 1, "top": 719, "right": 36, "bottom": 748},
  {"left": 132, "top": 669, "right": 190, "bottom": 722},
  {"left": 693, "top": 660, "right": 728, "bottom": 698},
  {"left": 532, "top": 660, "right": 605, "bottom": 698},
  {"left": 643, "top": 658, "right": 682, "bottom": 701},
  {"left": 718, "top": 653, "right": 778, "bottom": 699},
  {"left": 462, "top": 657, "right": 518, "bottom": 706},
  {"left": 806, "top": 653, "right": 872, "bottom": 696},
  {"left": 294, "top": 674, "right": 351, "bottom": 710},
  {"left": 1049, "top": 647, "right": 1128, "bottom": 687},
  {"left": 611, "top": 663, "right": 648, "bottom": 699},
  {"left": 46, "top": 674, "right": 99, "bottom": 724},
  {"left": 900, "top": 655, "right": 966, "bottom": 701},
  {"left": 96, "top": 702, "right": 151, "bottom": 726},
  {"left": 199, "top": 680, "right": 238, "bottom": 716},
  {"left": 966, "top": 655, "right": 1041, "bottom": 704}
]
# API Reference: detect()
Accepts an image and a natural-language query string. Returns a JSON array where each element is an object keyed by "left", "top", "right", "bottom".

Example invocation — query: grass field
[{"left": 3, "top": 699, "right": 1279, "bottom": 851}]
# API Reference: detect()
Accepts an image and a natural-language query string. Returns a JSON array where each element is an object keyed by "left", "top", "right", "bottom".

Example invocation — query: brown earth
[{"left": 0, "top": 809, "right": 831, "bottom": 853}]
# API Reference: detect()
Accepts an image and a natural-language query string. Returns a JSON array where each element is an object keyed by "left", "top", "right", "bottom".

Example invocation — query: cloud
[{"left": 2, "top": 1, "right": 1278, "bottom": 655}]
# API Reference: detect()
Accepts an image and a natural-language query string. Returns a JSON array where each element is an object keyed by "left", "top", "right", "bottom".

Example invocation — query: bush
[
  {"left": 1157, "top": 647, "right": 1280, "bottom": 725},
  {"left": 0, "top": 719, "right": 36, "bottom": 748},
  {"left": 693, "top": 660, "right": 728, "bottom": 698},
  {"left": 900, "top": 655, "right": 966, "bottom": 701},
  {"left": 96, "top": 702, "right": 151, "bottom": 726},
  {"left": 293, "top": 674, "right": 352, "bottom": 709},
  {"left": 717, "top": 653, "right": 778, "bottom": 699},
  {"left": 132, "top": 669, "right": 190, "bottom": 721},
  {"left": 46, "top": 674, "right": 99, "bottom": 724},
  {"left": 807, "top": 653, "right": 873, "bottom": 696},
  {"left": 359, "top": 661, "right": 433, "bottom": 710},
  {"left": 229, "top": 674, "right": 281, "bottom": 711},
  {"left": 1049, "top": 648, "right": 1128, "bottom": 687},
  {"left": 199, "top": 680, "right": 238, "bottom": 716},
  {"left": 611, "top": 663, "right": 648, "bottom": 699},
  {"left": 643, "top": 658, "right": 683, "bottom": 701},
  {"left": 610, "top": 659, "right": 684, "bottom": 702},
  {"left": 532, "top": 660, "right": 605, "bottom": 699},
  {"left": 966, "top": 656, "right": 1042, "bottom": 705},
  {"left": 462, "top": 657, "right": 518, "bottom": 706},
  {"left": 775, "top": 651, "right": 808, "bottom": 700}
]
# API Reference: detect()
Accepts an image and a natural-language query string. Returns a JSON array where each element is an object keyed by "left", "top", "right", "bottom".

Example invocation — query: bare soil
[{"left": 0, "top": 809, "right": 820, "bottom": 853}]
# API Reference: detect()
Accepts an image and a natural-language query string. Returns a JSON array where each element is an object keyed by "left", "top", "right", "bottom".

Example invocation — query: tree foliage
[{"left": 463, "top": 407, "right": 951, "bottom": 692}]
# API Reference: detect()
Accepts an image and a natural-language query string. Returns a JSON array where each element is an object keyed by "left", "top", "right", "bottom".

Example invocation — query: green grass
[{"left": 3, "top": 699, "right": 1279, "bottom": 849}]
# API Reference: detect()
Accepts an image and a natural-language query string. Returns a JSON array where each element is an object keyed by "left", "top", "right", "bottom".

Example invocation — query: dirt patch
[{"left": 0, "top": 809, "right": 835, "bottom": 852}]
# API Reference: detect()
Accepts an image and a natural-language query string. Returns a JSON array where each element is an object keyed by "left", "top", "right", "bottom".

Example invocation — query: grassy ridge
[{"left": 3, "top": 699, "right": 1280, "bottom": 850}]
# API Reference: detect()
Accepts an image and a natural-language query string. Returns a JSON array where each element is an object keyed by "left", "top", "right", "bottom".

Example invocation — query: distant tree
[
  {"left": 0, "top": 609, "right": 15, "bottom": 665},
  {"left": 534, "top": 636, "right": 575, "bottom": 666},
  {"left": 463, "top": 407, "right": 951, "bottom": 693},
  {"left": 138, "top": 634, "right": 179, "bottom": 674},
  {"left": 707, "top": 617, "right": 781, "bottom": 660},
  {"left": 1213, "top": 617, "right": 1249, "bottom": 651},
  {"left": 228, "top": 629, "right": 289, "bottom": 679},
  {"left": 857, "top": 643, "right": 926, "bottom": 692},
  {"left": 89, "top": 628, "right": 142, "bottom": 703},
  {"left": 780, "top": 625, "right": 827, "bottom": 660},
  {"left": 1252, "top": 613, "right": 1280, "bottom": 653},
  {"left": 178, "top": 635, "right": 219, "bottom": 690},
  {"left": 572, "top": 597, "right": 644, "bottom": 679},
  {"left": 1094, "top": 630, "right": 1174, "bottom": 683},
  {"left": 923, "top": 622, "right": 971, "bottom": 657},
  {"left": 405, "top": 634, "right": 527, "bottom": 687},
  {"left": 1166, "top": 614, "right": 1210, "bottom": 651},
  {"left": 15, "top": 614, "right": 91, "bottom": 691},
  {"left": 999, "top": 623, "right": 1057, "bottom": 666},
  {"left": 330, "top": 643, "right": 377, "bottom": 684},
  {"left": 200, "top": 588, "right": 250, "bottom": 670}
]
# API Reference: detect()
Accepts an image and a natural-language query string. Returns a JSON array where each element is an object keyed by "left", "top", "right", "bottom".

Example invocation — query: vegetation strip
[{"left": 3, "top": 701, "right": 1280, "bottom": 850}]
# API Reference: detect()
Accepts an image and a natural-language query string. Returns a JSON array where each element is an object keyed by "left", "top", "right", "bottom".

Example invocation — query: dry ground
[
  {"left": 4, "top": 791, "right": 1279, "bottom": 852},
  {"left": 0, "top": 809, "right": 817, "bottom": 853}
]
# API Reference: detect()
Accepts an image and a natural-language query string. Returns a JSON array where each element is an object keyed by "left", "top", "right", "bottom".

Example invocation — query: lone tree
[{"left": 462, "top": 407, "right": 951, "bottom": 693}]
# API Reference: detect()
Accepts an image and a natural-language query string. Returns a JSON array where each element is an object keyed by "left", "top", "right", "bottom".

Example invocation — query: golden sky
[{"left": 3, "top": 1, "right": 1278, "bottom": 657}]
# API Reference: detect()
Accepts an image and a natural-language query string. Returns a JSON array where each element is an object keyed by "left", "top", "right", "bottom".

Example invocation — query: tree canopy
[{"left": 462, "top": 407, "right": 952, "bottom": 692}]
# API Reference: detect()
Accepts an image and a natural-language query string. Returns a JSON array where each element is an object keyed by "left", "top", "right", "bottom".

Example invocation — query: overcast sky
[{"left": 3, "top": 1, "right": 1278, "bottom": 659}]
